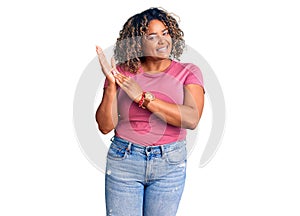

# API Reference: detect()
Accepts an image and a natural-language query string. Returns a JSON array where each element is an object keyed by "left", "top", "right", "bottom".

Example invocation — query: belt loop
[
  {"left": 145, "top": 146, "right": 151, "bottom": 156},
  {"left": 160, "top": 145, "right": 165, "bottom": 157},
  {"left": 126, "top": 142, "right": 132, "bottom": 153}
]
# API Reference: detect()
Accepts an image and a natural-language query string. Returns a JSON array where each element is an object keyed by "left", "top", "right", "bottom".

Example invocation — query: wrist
[
  {"left": 139, "top": 92, "right": 155, "bottom": 109},
  {"left": 105, "top": 83, "right": 117, "bottom": 95},
  {"left": 106, "top": 81, "right": 117, "bottom": 89},
  {"left": 138, "top": 92, "right": 146, "bottom": 107}
]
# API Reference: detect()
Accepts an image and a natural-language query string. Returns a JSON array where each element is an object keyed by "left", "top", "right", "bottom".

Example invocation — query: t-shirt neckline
[{"left": 140, "top": 60, "right": 175, "bottom": 77}]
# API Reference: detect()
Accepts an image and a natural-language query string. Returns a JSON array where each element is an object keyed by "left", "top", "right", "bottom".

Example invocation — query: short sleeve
[{"left": 183, "top": 63, "right": 204, "bottom": 88}]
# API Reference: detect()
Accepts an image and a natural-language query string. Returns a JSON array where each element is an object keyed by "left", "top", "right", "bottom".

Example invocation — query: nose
[{"left": 157, "top": 35, "right": 166, "bottom": 44}]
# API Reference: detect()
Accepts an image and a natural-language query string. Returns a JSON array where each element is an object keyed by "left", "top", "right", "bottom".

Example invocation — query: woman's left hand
[{"left": 114, "top": 73, "right": 143, "bottom": 103}]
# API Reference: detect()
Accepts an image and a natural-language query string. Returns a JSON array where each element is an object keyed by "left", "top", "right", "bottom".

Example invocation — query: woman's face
[{"left": 142, "top": 19, "right": 172, "bottom": 59}]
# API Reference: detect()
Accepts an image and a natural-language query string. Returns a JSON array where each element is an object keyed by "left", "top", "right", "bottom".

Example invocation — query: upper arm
[{"left": 183, "top": 84, "right": 205, "bottom": 119}]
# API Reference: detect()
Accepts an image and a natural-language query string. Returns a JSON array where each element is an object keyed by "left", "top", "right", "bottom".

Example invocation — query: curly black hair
[{"left": 114, "top": 7, "right": 185, "bottom": 73}]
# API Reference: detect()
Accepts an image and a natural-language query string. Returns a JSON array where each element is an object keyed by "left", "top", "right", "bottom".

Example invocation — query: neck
[{"left": 141, "top": 58, "right": 172, "bottom": 73}]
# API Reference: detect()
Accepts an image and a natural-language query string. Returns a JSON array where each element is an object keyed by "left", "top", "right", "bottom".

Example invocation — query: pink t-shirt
[{"left": 104, "top": 60, "right": 204, "bottom": 146}]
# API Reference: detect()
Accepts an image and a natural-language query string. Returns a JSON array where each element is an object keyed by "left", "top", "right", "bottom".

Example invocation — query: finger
[
  {"left": 110, "top": 57, "right": 119, "bottom": 75},
  {"left": 115, "top": 77, "right": 123, "bottom": 87},
  {"left": 96, "top": 45, "right": 102, "bottom": 55},
  {"left": 115, "top": 74, "right": 130, "bottom": 86},
  {"left": 96, "top": 46, "right": 111, "bottom": 75},
  {"left": 114, "top": 73, "right": 127, "bottom": 80},
  {"left": 114, "top": 75, "right": 125, "bottom": 83},
  {"left": 111, "top": 57, "right": 116, "bottom": 69}
]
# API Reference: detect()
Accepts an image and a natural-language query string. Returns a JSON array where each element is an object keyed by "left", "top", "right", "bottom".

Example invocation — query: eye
[
  {"left": 146, "top": 35, "right": 157, "bottom": 41},
  {"left": 162, "top": 30, "right": 169, "bottom": 36}
]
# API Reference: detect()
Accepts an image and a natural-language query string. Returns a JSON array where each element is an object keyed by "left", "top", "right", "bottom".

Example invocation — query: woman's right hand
[{"left": 96, "top": 45, "right": 117, "bottom": 84}]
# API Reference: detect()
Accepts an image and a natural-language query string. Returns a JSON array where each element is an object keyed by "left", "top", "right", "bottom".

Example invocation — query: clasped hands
[{"left": 96, "top": 45, "right": 143, "bottom": 103}]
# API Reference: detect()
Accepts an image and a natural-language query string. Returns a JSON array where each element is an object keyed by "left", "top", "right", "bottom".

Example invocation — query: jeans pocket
[
  {"left": 107, "top": 142, "right": 128, "bottom": 161},
  {"left": 165, "top": 145, "right": 187, "bottom": 165}
]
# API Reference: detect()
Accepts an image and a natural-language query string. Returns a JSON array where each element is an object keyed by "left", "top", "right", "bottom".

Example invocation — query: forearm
[
  {"left": 144, "top": 85, "right": 204, "bottom": 129},
  {"left": 95, "top": 84, "right": 118, "bottom": 134},
  {"left": 145, "top": 99, "right": 201, "bottom": 129}
]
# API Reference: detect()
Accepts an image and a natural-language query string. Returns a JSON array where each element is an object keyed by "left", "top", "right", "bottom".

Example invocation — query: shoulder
[
  {"left": 172, "top": 61, "right": 202, "bottom": 77},
  {"left": 170, "top": 61, "right": 200, "bottom": 73},
  {"left": 180, "top": 62, "right": 201, "bottom": 73},
  {"left": 171, "top": 61, "right": 204, "bottom": 86}
]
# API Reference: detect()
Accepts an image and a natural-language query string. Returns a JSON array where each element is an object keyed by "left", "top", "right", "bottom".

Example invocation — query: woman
[{"left": 96, "top": 7, "right": 204, "bottom": 216}]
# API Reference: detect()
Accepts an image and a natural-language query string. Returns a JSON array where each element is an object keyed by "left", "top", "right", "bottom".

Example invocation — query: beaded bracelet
[{"left": 138, "top": 92, "right": 146, "bottom": 108}]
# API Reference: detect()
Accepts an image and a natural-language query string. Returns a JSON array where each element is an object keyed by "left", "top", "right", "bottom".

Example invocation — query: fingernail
[{"left": 111, "top": 70, "right": 119, "bottom": 75}]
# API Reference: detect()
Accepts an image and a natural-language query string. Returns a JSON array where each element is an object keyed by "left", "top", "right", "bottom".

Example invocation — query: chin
[{"left": 156, "top": 52, "right": 171, "bottom": 59}]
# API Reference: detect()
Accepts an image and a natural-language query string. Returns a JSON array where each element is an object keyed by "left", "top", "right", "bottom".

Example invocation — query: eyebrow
[{"left": 147, "top": 28, "right": 168, "bottom": 35}]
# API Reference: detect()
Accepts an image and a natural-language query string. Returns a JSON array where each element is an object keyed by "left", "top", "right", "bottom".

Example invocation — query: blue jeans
[{"left": 105, "top": 136, "right": 187, "bottom": 216}]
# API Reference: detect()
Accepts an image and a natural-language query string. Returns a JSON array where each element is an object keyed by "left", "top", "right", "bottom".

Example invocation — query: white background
[{"left": 1, "top": 0, "right": 299, "bottom": 215}]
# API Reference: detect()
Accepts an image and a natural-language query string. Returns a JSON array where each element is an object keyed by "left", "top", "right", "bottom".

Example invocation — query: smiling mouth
[{"left": 156, "top": 46, "right": 168, "bottom": 52}]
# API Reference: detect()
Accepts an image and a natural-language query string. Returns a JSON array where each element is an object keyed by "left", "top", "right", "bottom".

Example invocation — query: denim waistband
[{"left": 111, "top": 136, "right": 186, "bottom": 155}]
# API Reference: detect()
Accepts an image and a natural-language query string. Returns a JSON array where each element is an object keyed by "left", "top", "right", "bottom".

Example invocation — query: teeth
[{"left": 157, "top": 47, "right": 167, "bottom": 51}]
